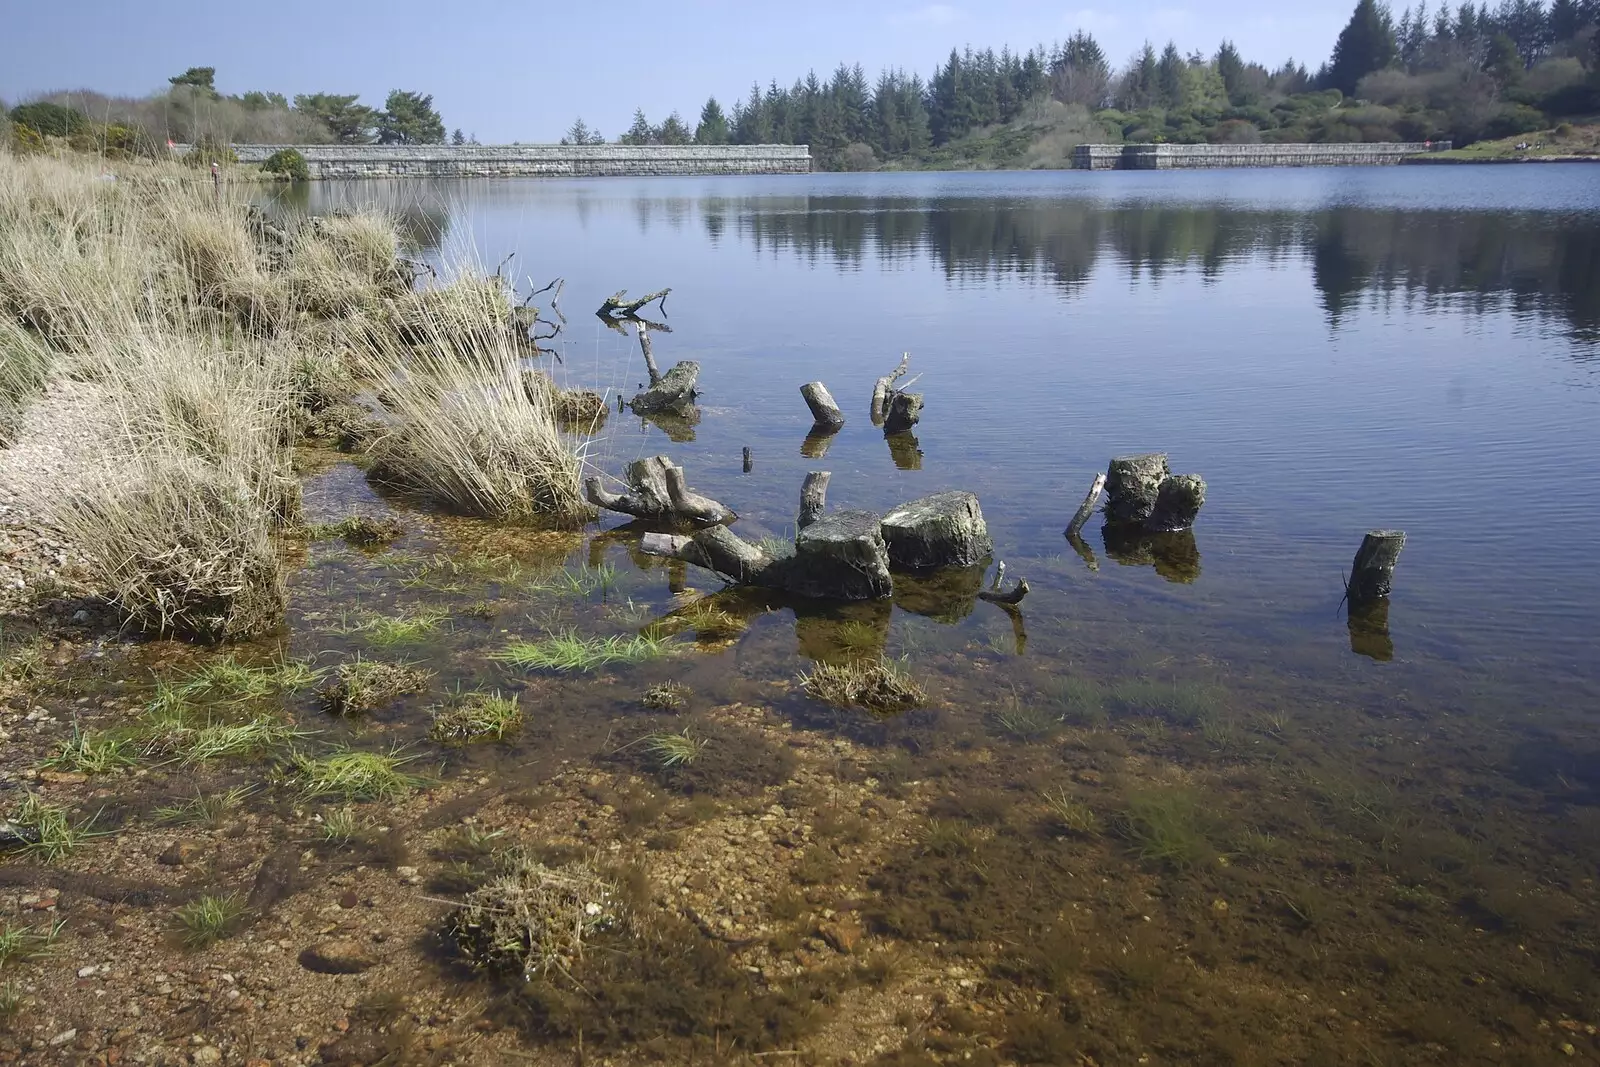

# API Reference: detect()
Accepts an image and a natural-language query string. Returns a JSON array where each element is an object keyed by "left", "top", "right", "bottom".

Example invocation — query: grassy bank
[
  {"left": 0, "top": 149, "right": 585, "bottom": 641},
  {"left": 1405, "top": 121, "right": 1600, "bottom": 162}
]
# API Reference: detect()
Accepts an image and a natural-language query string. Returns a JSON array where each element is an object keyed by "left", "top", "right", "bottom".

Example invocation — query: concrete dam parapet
[
  {"left": 223, "top": 144, "right": 814, "bottom": 179},
  {"left": 1072, "top": 142, "right": 1450, "bottom": 170}
]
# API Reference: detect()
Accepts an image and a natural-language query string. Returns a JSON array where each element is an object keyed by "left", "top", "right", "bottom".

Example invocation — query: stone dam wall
[
  {"left": 1073, "top": 142, "right": 1450, "bottom": 170},
  {"left": 224, "top": 144, "right": 813, "bottom": 179}
]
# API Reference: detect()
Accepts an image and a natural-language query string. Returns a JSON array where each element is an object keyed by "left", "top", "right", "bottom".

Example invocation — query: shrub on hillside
[
  {"left": 68, "top": 123, "right": 159, "bottom": 159},
  {"left": 262, "top": 147, "right": 309, "bottom": 181},
  {"left": 186, "top": 136, "right": 239, "bottom": 168},
  {"left": 8, "top": 123, "right": 44, "bottom": 154},
  {"left": 8, "top": 101, "right": 87, "bottom": 137},
  {"left": 1483, "top": 103, "right": 1547, "bottom": 139}
]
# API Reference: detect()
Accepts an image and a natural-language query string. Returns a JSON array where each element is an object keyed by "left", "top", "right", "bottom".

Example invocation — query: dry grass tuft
[
  {"left": 446, "top": 854, "right": 629, "bottom": 981},
  {"left": 800, "top": 657, "right": 926, "bottom": 714}
]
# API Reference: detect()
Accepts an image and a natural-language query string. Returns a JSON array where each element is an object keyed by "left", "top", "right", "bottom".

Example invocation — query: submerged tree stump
[
  {"left": 1105, "top": 453, "right": 1171, "bottom": 525},
  {"left": 1348, "top": 530, "right": 1405, "bottom": 602},
  {"left": 1146, "top": 474, "right": 1207, "bottom": 533},
  {"left": 883, "top": 392, "right": 923, "bottom": 434},
  {"left": 798, "top": 472, "right": 831, "bottom": 530},
  {"left": 880, "top": 491, "right": 993, "bottom": 570},
  {"left": 800, "top": 382, "right": 845, "bottom": 432}
]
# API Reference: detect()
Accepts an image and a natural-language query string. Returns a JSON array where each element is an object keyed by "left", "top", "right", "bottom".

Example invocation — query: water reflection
[
  {"left": 1101, "top": 526, "right": 1202, "bottom": 584},
  {"left": 733, "top": 195, "right": 1600, "bottom": 341}
]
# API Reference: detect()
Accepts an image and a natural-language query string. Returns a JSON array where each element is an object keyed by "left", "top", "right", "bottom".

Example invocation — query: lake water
[{"left": 284, "top": 167, "right": 1600, "bottom": 1062}]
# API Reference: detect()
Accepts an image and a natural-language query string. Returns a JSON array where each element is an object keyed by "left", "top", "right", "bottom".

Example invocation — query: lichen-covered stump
[
  {"left": 880, "top": 491, "right": 993, "bottom": 570},
  {"left": 629, "top": 361, "right": 700, "bottom": 416},
  {"left": 1105, "top": 453, "right": 1171, "bottom": 525},
  {"left": 800, "top": 382, "right": 845, "bottom": 432},
  {"left": 784, "top": 510, "right": 893, "bottom": 600},
  {"left": 1146, "top": 474, "right": 1206, "bottom": 533},
  {"left": 883, "top": 392, "right": 923, "bottom": 434},
  {"left": 1348, "top": 530, "right": 1405, "bottom": 602}
]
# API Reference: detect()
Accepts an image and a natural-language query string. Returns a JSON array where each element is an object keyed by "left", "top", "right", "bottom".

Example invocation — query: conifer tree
[{"left": 1326, "top": 0, "right": 1398, "bottom": 95}]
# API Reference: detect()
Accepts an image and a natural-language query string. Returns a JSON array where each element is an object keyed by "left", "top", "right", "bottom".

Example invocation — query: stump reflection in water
[{"left": 1101, "top": 525, "right": 1202, "bottom": 584}]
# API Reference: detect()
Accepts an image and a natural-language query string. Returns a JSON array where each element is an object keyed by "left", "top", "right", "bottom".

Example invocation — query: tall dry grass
[
  {"left": 1, "top": 149, "right": 587, "bottom": 638},
  {"left": 365, "top": 277, "right": 591, "bottom": 526}
]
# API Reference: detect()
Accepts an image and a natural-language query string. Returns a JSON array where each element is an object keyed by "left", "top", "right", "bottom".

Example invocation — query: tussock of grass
[
  {"left": 4, "top": 794, "right": 100, "bottom": 861},
  {"left": 1108, "top": 679, "right": 1225, "bottom": 726},
  {"left": 319, "top": 659, "right": 432, "bottom": 715},
  {"left": 305, "top": 515, "right": 406, "bottom": 547},
  {"left": 295, "top": 748, "right": 424, "bottom": 801},
  {"left": 990, "top": 694, "right": 1063, "bottom": 742},
  {"left": 139, "top": 699, "right": 304, "bottom": 763},
  {"left": 181, "top": 655, "right": 323, "bottom": 700},
  {"left": 429, "top": 689, "right": 522, "bottom": 744},
  {"left": 319, "top": 805, "right": 369, "bottom": 844},
  {"left": 0, "top": 919, "right": 63, "bottom": 967},
  {"left": 799, "top": 657, "right": 925, "bottom": 714},
  {"left": 1117, "top": 788, "right": 1214, "bottom": 870},
  {"left": 523, "top": 370, "right": 608, "bottom": 430},
  {"left": 644, "top": 730, "right": 706, "bottom": 769},
  {"left": 662, "top": 599, "right": 745, "bottom": 641},
  {"left": 154, "top": 786, "right": 252, "bottom": 827},
  {"left": 1042, "top": 789, "right": 1100, "bottom": 835},
  {"left": 44, "top": 724, "right": 137, "bottom": 775},
  {"left": 172, "top": 894, "right": 247, "bottom": 948},
  {"left": 341, "top": 609, "right": 449, "bottom": 647},
  {"left": 447, "top": 855, "right": 627, "bottom": 980},
  {"left": 364, "top": 280, "right": 591, "bottom": 526},
  {"left": 496, "top": 630, "right": 674, "bottom": 673},
  {"left": 1040, "top": 675, "right": 1109, "bottom": 727}
]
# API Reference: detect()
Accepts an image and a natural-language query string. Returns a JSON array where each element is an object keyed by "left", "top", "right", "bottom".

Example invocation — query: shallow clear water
[{"left": 292, "top": 167, "right": 1600, "bottom": 694}]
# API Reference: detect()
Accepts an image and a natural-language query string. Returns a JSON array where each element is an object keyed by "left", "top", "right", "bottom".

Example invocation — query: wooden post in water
[
  {"left": 1066, "top": 473, "right": 1106, "bottom": 537},
  {"left": 798, "top": 472, "right": 831, "bottom": 530},
  {"left": 800, "top": 382, "right": 845, "bottom": 432},
  {"left": 742, "top": 447, "right": 753, "bottom": 473},
  {"left": 1348, "top": 530, "right": 1405, "bottom": 603}
]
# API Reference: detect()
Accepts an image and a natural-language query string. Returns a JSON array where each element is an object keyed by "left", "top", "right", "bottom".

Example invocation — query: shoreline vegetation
[{"left": 0, "top": 150, "right": 587, "bottom": 639}]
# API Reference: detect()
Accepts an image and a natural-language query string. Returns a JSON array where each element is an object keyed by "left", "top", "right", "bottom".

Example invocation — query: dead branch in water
[{"left": 597, "top": 287, "right": 671, "bottom": 320}]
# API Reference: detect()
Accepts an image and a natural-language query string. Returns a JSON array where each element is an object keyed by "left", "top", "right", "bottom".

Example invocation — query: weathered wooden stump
[
  {"left": 742, "top": 447, "right": 753, "bottom": 473},
  {"left": 585, "top": 456, "right": 732, "bottom": 527},
  {"left": 883, "top": 392, "right": 923, "bottom": 434},
  {"left": 1066, "top": 472, "right": 1106, "bottom": 537},
  {"left": 1105, "top": 453, "right": 1171, "bottom": 525},
  {"left": 1146, "top": 474, "right": 1206, "bottom": 533},
  {"left": 1348, "top": 530, "right": 1405, "bottom": 602},
  {"left": 783, "top": 510, "right": 893, "bottom": 600},
  {"left": 798, "top": 472, "right": 831, "bottom": 530},
  {"left": 630, "top": 361, "right": 700, "bottom": 416},
  {"left": 880, "top": 491, "right": 993, "bottom": 570},
  {"left": 801, "top": 382, "right": 845, "bottom": 432}
]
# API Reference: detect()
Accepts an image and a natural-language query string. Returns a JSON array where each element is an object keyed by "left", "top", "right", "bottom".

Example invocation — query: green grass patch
[
  {"left": 172, "top": 894, "right": 247, "bottom": 948},
  {"left": 0, "top": 918, "right": 63, "bottom": 967},
  {"left": 532, "top": 563, "right": 618, "bottom": 600},
  {"left": 140, "top": 701, "right": 306, "bottom": 764},
  {"left": 294, "top": 748, "right": 425, "bottom": 802},
  {"left": 1117, "top": 788, "right": 1215, "bottom": 870},
  {"left": 428, "top": 689, "right": 522, "bottom": 743},
  {"left": 344, "top": 609, "right": 450, "bottom": 647},
  {"left": 304, "top": 515, "right": 405, "bottom": 547},
  {"left": 643, "top": 730, "right": 705, "bottom": 769},
  {"left": 4, "top": 794, "right": 102, "bottom": 861},
  {"left": 799, "top": 657, "right": 925, "bottom": 714},
  {"left": 1108, "top": 679, "right": 1225, "bottom": 727},
  {"left": 989, "top": 694, "right": 1063, "bottom": 742},
  {"left": 180, "top": 655, "right": 325, "bottom": 701},
  {"left": 153, "top": 786, "right": 253, "bottom": 827},
  {"left": 1042, "top": 789, "right": 1100, "bottom": 836},
  {"left": 496, "top": 630, "right": 675, "bottom": 672},
  {"left": 43, "top": 724, "right": 137, "bottom": 775}
]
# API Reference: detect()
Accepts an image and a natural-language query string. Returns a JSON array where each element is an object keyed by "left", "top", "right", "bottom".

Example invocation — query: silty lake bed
[{"left": 5, "top": 167, "right": 1600, "bottom": 1066}]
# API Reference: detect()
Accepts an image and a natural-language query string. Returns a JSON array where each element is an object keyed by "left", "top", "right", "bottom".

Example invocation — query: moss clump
[
  {"left": 319, "top": 659, "right": 431, "bottom": 715},
  {"left": 429, "top": 689, "right": 522, "bottom": 743},
  {"left": 799, "top": 658, "right": 925, "bottom": 714},
  {"left": 642, "top": 682, "right": 690, "bottom": 711}
]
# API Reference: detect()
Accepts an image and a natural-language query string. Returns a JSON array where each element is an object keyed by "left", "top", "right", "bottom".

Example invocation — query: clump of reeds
[
  {"left": 429, "top": 689, "right": 522, "bottom": 743},
  {"left": 799, "top": 657, "right": 926, "bottom": 714},
  {"left": 363, "top": 305, "right": 592, "bottom": 526}
]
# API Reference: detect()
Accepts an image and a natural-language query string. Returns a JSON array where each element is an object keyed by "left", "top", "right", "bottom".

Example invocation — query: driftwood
[
  {"left": 798, "top": 472, "right": 831, "bottom": 530},
  {"left": 1066, "top": 473, "right": 1106, "bottom": 537},
  {"left": 801, "top": 381, "right": 845, "bottom": 432},
  {"left": 623, "top": 323, "right": 700, "bottom": 416},
  {"left": 871, "top": 354, "right": 911, "bottom": 425},
  {"left": 978, "top": 559, "right": 1029, "bottom": 604},
  {"left": 585, "top": 456, "right": 733, "bottom": 527},
  {"left": 597, "top": 288, "right": 671, "bottom": 320}
]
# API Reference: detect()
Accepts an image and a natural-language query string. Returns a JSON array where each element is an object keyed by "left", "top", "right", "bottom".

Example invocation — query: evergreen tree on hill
[
  {"left": 1326, "top": 0, "right": 1398, "bottom": 95},
  {"left": 695, "top": 97, "right": 729, "bottom": 144}
]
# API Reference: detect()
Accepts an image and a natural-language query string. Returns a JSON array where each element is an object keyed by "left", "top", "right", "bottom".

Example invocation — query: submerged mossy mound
[
  {"left": 449, "top": 853, "right": 842, "bottom": 1053},
  {"left": 522, "top": 370, "right": 607, "bottom": 430},
  {"left": 319, "top": 660, "right": 431, "bottom": 715}
]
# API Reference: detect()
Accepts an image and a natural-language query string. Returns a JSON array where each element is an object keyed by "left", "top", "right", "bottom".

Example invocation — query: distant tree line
[
  {"left": 576, "top": 0, "right": 1600, "bottom": 167},
  {"left": 7, "top": 66, "right": 469, "bottom": 153}
]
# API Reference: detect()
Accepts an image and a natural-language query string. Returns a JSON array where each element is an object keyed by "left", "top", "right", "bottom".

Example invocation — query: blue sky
[{"left": 2, "top": 0, "right": 1353, "bottom": 142}]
